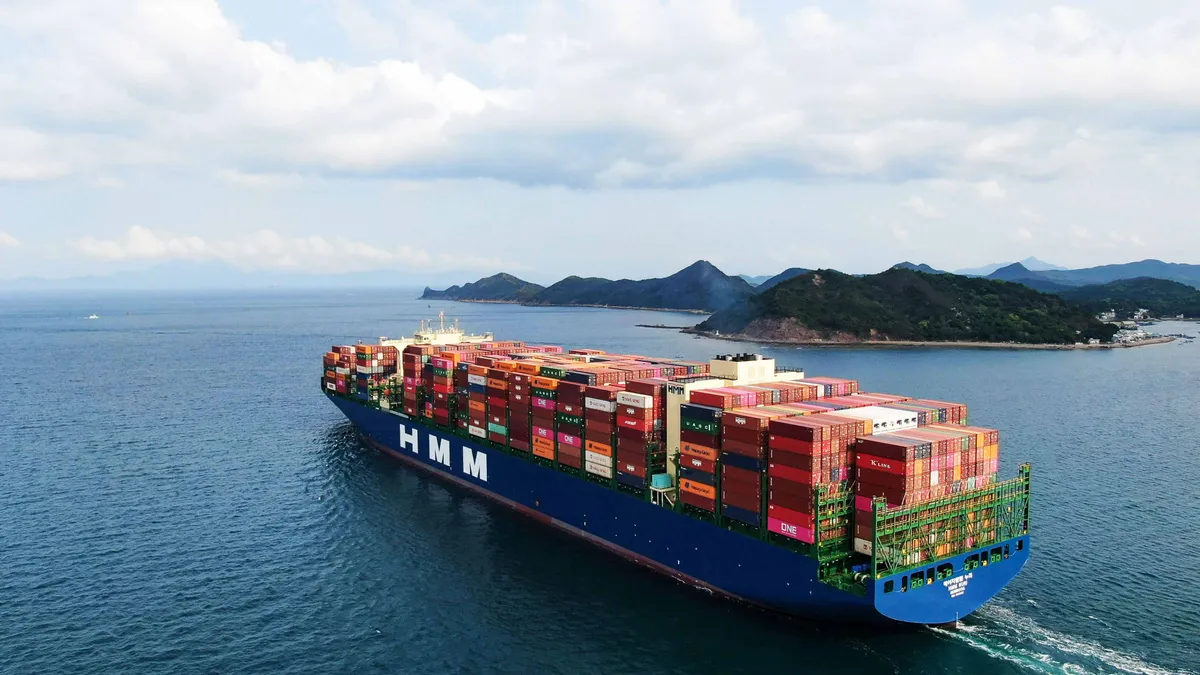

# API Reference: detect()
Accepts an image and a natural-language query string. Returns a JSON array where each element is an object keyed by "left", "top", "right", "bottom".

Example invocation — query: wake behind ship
[{"left": 321, "top": 317, "right": 1030, "bottom": 625}]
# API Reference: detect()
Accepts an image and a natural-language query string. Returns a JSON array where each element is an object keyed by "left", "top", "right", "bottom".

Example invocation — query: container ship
[{"left": 322, "top": 316, "right": 1030, "bottom": 625}]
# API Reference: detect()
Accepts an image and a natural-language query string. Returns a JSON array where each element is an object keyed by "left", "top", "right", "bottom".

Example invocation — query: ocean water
[{"left": 1, "top": 289, "right": 1197, "bottom": 675}]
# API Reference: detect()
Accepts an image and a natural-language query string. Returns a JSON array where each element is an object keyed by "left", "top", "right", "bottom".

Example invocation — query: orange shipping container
[
  {"left": 585, "top": 440, "right": 613, "bottom": 457},
  {"left": 468, "top": 400, "right": 486, "bottom": 414},
  {"left": 680, "top": 442, "right": 719, "bottom": 462},
  {"left": 680, "top": 479, "right": 717, "bottom": 500},
  {"left": 532, "top": 436, "right": 556, "bottom": 459},
  {"left": 532, "top": 376, "right": 559, "bottom": 390}
]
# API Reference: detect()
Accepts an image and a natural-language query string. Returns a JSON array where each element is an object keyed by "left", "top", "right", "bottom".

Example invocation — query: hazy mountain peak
[{"left": 1019, "top": 257, "right": 1066, "bottom": 271}]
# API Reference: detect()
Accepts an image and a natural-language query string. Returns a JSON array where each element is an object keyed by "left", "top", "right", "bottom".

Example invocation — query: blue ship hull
[{"left": 329, "top": 394, "right": 1029, "bottom": 625}]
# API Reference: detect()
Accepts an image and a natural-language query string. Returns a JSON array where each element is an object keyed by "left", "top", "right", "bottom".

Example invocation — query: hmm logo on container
[{"left": 398, "top": 423, "right": 488, "bottom": 482}]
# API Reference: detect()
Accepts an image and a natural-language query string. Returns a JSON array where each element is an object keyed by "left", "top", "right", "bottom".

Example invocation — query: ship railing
[{"left": 870, "top": 464, "right": 1031, "bottom": 579}]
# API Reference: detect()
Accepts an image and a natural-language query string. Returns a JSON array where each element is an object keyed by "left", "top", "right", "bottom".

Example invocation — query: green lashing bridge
[{"left": 870, "top": 464, "right": 1031, "bottom": 580}]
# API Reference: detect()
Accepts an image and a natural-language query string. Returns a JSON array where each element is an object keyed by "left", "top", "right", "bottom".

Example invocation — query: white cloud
[
  {"left": 976, "top": 180, "right": 1006, "bottom": 201},
  {"left": 1015, "top": 227, "right": 1033, "bottom": 241},
  {"left": 216, "top": 169, "right": 314, "bottom": 189},
  {"left": 1020, "top": 208, "right": 1045, "bottom": 224},
  {"left": 71, "top": 226, "right": 514, "bottom": 273},
  {"left": 0, "top": 1, "right": 1198, "bottom": 188},
  {"left": 0, "top": 231, "right": 21, "bottom": 248},
  {"left": 901, "top": 196, "right": 942, "bottom": 220},
  {"left": 892, "top": 225, "right": 911, "bottom": 243}
]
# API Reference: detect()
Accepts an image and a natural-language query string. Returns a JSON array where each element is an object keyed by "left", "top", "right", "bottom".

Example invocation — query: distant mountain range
[
  {"left": 422, "top": 261, "right": 754, "bottom": 312},
  {"left": 892, "top": 262, "right": 946, "bottom": 274},
  {"left": 956, "top": 257, "right": 1067, "bottom": 276},
  {"left": 982, "top": 260, "right": 1200, "bottom": 290},
  {"left": 1057, "top": 278, "right": 1200, "bottom": 318},
  {"left": 737, "top": 274, "right": 772, "bottom": 286},
  {"left": 422, "top": 273, "right": 544, "bottom": 303}
]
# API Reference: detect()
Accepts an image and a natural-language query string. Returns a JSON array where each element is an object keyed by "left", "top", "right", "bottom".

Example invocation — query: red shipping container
[
  {"left": 722, "top": 488, "right": 761, "bottom": 512},
  {"left": 769, "top": 488, "right": 815, "bottom": 513},
  {"left": 722, "top": 438, "right": 766, "bottom": 460},
  {"left": 585, "top": 408, "right": 615, "bottom": 423},
  {"left": 616, "top": 415, "right": 653, "bottom": 432},
  {"left": 767, "top": 503, "right": 815, "bottom": 529},
  {"left": 721, "top": 465, "right": 762, "bottom": 487},
  {"left": 722, "top": 425, "right": 767, "bottom": 446},
  {"left": 680, "top": 490, "right": 716, "bottom": 512},
  {"left": 722, "top": 478, "right": 763, "bottom": 502},
  {"left": 618, "top": 460, "right": 647, "bottom": 478},
  {"left": 768, "top": 462, "right": 811, "bottom": 484},
  {"left": 679, "top": 454, "right": 716, "bottom": 473},
  {"left": 617, "top": 447, "right": 648, "bottom": 466},
  {"left": 680, "top": 429, "right": 720, "bottom": 446}
]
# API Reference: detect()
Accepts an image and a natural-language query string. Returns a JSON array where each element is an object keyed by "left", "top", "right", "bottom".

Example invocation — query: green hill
[
  {"left": 697, "top": 268, "right": 1118, "bottom": 344},
  {"left": 529, "top": 260, "right": 753, "bottom": 312},
  {"left": 421, "top": 273, "right": 544, "bottom": 302},
  {"left": 1057, "top": 277, "right": 1200, "bottom": 319}
]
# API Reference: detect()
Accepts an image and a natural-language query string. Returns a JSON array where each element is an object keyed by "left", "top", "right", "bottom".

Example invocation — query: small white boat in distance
[{"left": 87, "top": 314, "right": 99, "bottom": 320}]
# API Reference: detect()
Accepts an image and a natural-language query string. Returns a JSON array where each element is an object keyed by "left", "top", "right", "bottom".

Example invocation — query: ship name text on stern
[
  {"left": 398, "top": 422, "right": 489, "bottom": 482},
  {"left": 943, "top": 572, "right": 972, "bottom": 598}
]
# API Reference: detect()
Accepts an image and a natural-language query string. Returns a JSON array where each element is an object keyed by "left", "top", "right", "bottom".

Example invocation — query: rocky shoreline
[
  {"left": 682, "top": 329, "right": 1176, "bottom": 350},
  {"left": 424, "top": 297, "right": 712, "bottom": 315}
]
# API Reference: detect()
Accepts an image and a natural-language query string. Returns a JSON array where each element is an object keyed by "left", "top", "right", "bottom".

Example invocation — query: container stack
[
  {"left": 584, "top": 385, "right": 621, "bottom": 479},
  {"left": 530, "top": 375, "right": 557, "bottom": 461},
  {"left": 401, "top": 345, "right": 435, "bottom": 415},
  {"left": 354, "top": 344, "right": 398, "bottom": 401},
  {"left": 323, "top": 346, "right": 355, "bottom": 395},
  {"left": 879, "top": 399, "right": 968, "bottom": 426},
  {"left": 766, "top": 414, "right": 864, "bottom": 544},
  {"left": 555, "top": 381, "right": 587, "bottom": 470},
  {"left": 719, "top": 408, "right": 778, "bottom": 526},
  {"left": 451, "top": 362, "right": 467, "bottom": 430},
  {"left": 507, "top": 371, "right": 533, "bottom": 453},
  {"left": 615, "top": 379, "right": 666, "bottom": 489},
  {"left": 486, "top": 367, "right": 510, "bottom": 444},
  {"left": 425, "top": 355, "right": 455, "bottom": 425},
  {"left": 852, "top": 423, "right": 1001, "bottom": 555},
  {"left": 678, "top": 403, "right": 723, "bottom": 513}
]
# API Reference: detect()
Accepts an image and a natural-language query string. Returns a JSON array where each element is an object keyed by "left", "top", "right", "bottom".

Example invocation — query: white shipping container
[
  {"left": 616, "top": 391, "right": 654, "bottom": 409},
  {"left": 930, "top": 469, "right": 940, "bottom": 486},
  {"left": 336, "top": 367, "right": 350, "bottom": 375},
  {"left": 325, "top": 382, "right": 335, "bottom": 391},
  {"left": 854, "top": 538, "right": 873, "bottom": 556},
  {"left": 467, "top": 374, "right": 487, "bottom": 386},
  {"left": 826, "top": 405, "right": 918, "bottom": 434},
  {"left": 468, "top": 425, "right": 486, "bottom": 438},
  {"left": 584, "top": 450, "right": 611, "bottom": 465},
  {"left": 585, "top": 460, "right": 614, "bottom": 478},
  {"left": 585, "top": 398, "right": 617, "bottom": 413}
]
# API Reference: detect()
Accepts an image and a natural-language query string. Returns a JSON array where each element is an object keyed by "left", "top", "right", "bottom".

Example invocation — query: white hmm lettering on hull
[{"left": 395, "top": 423, "right": 488, "bottom": 482}]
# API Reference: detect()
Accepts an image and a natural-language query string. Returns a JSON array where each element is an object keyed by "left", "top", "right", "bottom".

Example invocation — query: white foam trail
[{"left": 928, "top": 605, "right": 1194, "bottom": 675}]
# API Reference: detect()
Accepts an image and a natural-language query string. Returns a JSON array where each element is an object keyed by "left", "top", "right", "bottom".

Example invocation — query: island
[
  {"left": 690, "top": 268, "right": 1127, "bottom": 348},
  {"left": 422, "top": 259, "right": 1195, "bottom": 348},
  {"left": 421, "top": 261, "right": 753, "bottom": 313}
]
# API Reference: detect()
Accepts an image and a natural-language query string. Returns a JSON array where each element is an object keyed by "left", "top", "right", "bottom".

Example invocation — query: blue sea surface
[{"left": 1, "top": 289, "right": 1197, "bottom": 675}]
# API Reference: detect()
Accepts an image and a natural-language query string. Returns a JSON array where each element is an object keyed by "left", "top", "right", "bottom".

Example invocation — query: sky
[{"left": 1, "top": 0, "right": 1199, "bottom": 286}]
